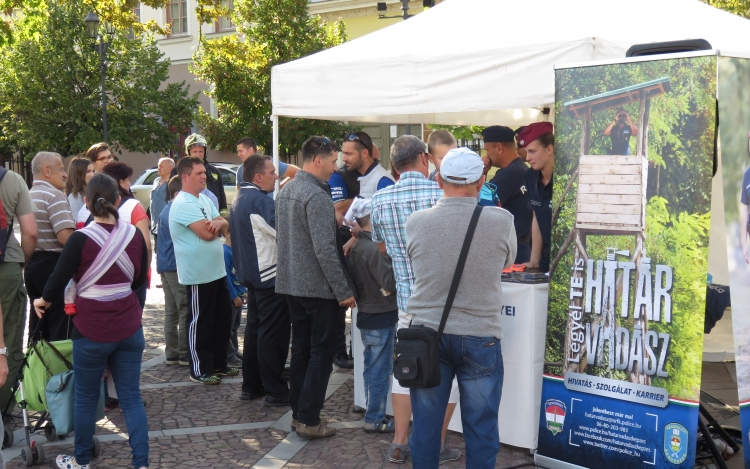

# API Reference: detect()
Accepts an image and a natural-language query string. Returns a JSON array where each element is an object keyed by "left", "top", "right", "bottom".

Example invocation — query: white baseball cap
[{"left": 439, "top": 147, "right": 484, "bottom": 185}]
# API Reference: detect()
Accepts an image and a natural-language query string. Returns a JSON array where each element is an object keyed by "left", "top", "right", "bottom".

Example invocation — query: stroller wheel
[
  {"left": 21, "top": 446, "right": 33, "bottom": 467},
  {"left": 34, "top": 443, "right": 45, "bottom": 465},
  {"left": 92, "top": 436, "right": 101, "bottom": 457},
  {"left": 44, "top": 424, "right": 57, "bottom": 442},
  {"left": 2, "top": 426, "right": 13, "bottom": 448}
]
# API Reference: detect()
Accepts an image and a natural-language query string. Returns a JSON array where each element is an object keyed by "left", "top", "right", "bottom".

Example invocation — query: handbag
[{"left": 393, "top": 205, "right": 483, "bottom": 389}]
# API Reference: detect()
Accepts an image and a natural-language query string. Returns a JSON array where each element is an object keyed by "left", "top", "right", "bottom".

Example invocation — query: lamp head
[{"left": 85, "top": 11, "right": 100, "bottom": 39}]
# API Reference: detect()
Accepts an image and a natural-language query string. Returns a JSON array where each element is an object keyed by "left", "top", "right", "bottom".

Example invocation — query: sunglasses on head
[
  {"left": 345, "top": 133, "right": 372, "bottom": 153},
  {"left": 312, "top": 137, "right": 332, "bottom": 160}
]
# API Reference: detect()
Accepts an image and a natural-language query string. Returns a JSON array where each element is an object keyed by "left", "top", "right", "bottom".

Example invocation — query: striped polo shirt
[{"left": 30, "top": 180, "right": 76, "bottom": 252}]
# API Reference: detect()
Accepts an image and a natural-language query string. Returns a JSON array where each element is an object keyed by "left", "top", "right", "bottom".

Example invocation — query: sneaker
[
  {"left": 164, "top": 356, "right": 179, "bottom": 365},
  {"left": 227, "top": 356, "right": 242, "bottom": 367},
  {"left": 264, "top": 391, "right": 290, "bottom": 407},
  {"left": 214, "top": 367, "right": 240, "bottom": 377},
  {"left": 240, "top": 389, "right": 266, "bottom": 401},
  {"left": 189, "top": 374, "right": 221, "bottom": 385},
  {"left": 333, "top": 352, "right": 354, "bottom": 369},
  {"left": 56, "top": 455, "right": 90, "bottom": 469},
  {"left": 439, "top": 445, "right": 461, "bottom": 465},
  {"left": 178, "top": 357, "right": 189, "bottom": 366},
  {"left": 296, "top": 418, "right": 336, "bottom": 439},
  {"left": 363, "top": 417, "right": 394, "bottom": 433},
  {"left": 104, "top": 397, "right": 119, "bottom": 412},
  {"left": 388, "top": 443, "right": 409, "bottom": 463},
  {"left": 291, "top": 418, "right": 298, "bottom": 431}
]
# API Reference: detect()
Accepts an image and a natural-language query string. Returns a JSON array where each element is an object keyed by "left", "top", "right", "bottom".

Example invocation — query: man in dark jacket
[
  {"left": 230, "top": 155, "right": 291, "bottom": 407},
  {"left": 348, "top": 198, "right": 397, "bottom": 433},
  {"left": 184, "top": 133, "right": 227, "bottom": 214},
  {"left": 276, "top": 136, "right": 356, "bottom": 440}
]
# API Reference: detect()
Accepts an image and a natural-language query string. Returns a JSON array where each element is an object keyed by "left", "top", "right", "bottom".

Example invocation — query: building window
[
  {"left": 216, "top": 0, "right": 233, "bottom": 31},
  {"left": 126, "top": 3, "right": 141, "bottom": 39},
  {"left": 167, "top": 0, "right": 188, "bottom": 36}
]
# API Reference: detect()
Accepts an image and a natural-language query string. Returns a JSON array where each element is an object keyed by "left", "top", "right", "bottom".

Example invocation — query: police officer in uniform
[
  {"left": 482, "top": 125, "right": 532, "bottom": 263},
  {"left": 604, "top": 107, "right": 637, "bottom": 155},
  {"left": 520, "top": 122, "right": 555, "bottom": 272}
]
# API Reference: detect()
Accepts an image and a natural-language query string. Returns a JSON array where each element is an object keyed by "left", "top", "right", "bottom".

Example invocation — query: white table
[{"left": 351, "top": 282, "right": 549, "bottom": 450}]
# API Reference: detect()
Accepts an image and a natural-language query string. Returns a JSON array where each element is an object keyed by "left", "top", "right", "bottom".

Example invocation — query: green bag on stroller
[{"left": 18, "top": 339, "right": 74, "bottom": 412}]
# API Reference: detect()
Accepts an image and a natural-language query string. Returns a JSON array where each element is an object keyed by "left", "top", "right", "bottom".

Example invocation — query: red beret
[{"left": 517, "top": 122, "right": 554, "bottom": 148}]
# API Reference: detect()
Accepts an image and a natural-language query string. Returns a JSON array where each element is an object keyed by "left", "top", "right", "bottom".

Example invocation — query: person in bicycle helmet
[{"left": 180, "top": 133, "right": 227, "bottom": 214}]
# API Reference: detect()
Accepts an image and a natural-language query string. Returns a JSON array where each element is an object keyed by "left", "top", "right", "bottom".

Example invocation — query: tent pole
[{"left": 272, "top": 114, "right": 279, "bottom": 197}]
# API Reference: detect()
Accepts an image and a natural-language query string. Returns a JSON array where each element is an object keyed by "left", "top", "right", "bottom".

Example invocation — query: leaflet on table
[
  {"left": 718, "top": 55, "right": 750, "bottom": 468},
  {"left": 536, "top": 54, "right": 715, "bottom": 469}
]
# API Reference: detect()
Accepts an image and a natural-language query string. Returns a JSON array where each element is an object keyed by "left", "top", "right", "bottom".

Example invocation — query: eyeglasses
[
  {"left": 96, "top": 155, "right": 114, "bottom": 163},
  {"left": 345, "top": 133, "right": 372, "bottom": 153},
  {"left": 312, "top": 137, "right": 331, "bottom": 161}
]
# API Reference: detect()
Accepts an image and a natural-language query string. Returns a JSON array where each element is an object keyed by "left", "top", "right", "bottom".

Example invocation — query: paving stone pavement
[{"left": 3, "top": 263, "right": 536, "bottom": 469}]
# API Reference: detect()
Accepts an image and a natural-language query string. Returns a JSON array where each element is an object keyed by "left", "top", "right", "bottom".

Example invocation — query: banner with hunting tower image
[{"left": 536, "top": 55, "right": 716, "bottom": 469}]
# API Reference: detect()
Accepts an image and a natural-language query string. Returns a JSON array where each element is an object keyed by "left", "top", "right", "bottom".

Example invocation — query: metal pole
[
  {"left": 272, "top": 115, "right": 279, "bottom": 197},
  {"left": 99, "top": 35, "right": 108, "bottom": 143},
  {"left": 400, "top": 0, "right": 410, "bottom": 19}
]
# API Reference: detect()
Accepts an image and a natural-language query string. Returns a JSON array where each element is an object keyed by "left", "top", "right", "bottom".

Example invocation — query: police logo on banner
[
  {"left": 545, "top": 400, "right": 566, "bottom": 435},
  {"left": 664, "top": 423, "right": 688, "bottom": 464}
]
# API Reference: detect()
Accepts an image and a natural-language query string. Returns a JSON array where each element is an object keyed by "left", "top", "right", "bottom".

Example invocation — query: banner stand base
[{"left": 534, "top": 453, "right": 590, "bottom": 469}]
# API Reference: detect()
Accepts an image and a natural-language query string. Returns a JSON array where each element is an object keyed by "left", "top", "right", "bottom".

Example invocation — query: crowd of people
[{"left": 0, "top": 121, "right": 555, "bottom": 469}]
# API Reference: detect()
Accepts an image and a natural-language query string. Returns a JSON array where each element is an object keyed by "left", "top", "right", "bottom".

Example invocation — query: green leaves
[
  {"left": 0, "top": 1, "right": 199, "bottom": 158},
  {"left": 190, "top": 0, "right": 352, "bottom": 156}
]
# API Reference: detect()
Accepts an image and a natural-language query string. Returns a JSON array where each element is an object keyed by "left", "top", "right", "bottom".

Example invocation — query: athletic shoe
[
  {"left": 439, "top": 445, "right": 462, "bottom": 465},
  {"left": 227, "top": 356, "right": 242, "bottom": 367},
  {"left": 363, "top": 417, "right": 394, "bottom": 433},
  {"left": 296, "top": 418, "right": 336, "bottom": 439},
  {"left": 333, "top": 352, "right": 354, "bottom": 369},
  {"left": 178, "top": 357, "right": 189, "bottom": 366},
  {"left": 264, "top": 391, "right": 290, "bottom": 407},
  {"left": 189, "top": 374, "right": 221, "bottom": 385},
  {"left": 56, "top": 455, "right": 90, "bottom": 469},
  {"left": 214, "top": 367, "right": 240, "bottom": 377},
  {"left": 165, "top": 356, "right": 179, "bottom": 365},
  {"left": 388, "top": 443, "right": 409, "bottom": 463}
]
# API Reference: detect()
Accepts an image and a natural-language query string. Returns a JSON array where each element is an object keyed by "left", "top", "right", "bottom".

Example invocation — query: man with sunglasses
[{"left": 276, "top": 136, "right": 356, "bottom": 439}]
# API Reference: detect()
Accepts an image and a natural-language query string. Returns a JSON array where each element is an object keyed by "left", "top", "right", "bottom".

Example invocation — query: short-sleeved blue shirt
[
  {"left": 741, "top": 167, "right": 750, "bottom": 206},
  {"left": 168, "top": 191, "right": 225, "bottom": 285},
  {"left": 156, "top": 202, "right": 176, "bottom": 273}
]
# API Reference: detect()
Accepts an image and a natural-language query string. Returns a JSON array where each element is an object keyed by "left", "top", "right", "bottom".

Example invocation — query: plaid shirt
[{"left": 371, "top": 171, "right": 442, "bottom": 311}]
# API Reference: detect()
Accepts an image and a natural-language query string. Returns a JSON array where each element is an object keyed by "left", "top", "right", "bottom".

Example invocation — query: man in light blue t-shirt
[{"left": 169, "top": 156, "right": 238, "bottom": 385}]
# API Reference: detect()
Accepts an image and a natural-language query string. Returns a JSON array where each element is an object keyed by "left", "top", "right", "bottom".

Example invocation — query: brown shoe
[{"left": 296, "top": 418, "right": 336, "bottom": 439}]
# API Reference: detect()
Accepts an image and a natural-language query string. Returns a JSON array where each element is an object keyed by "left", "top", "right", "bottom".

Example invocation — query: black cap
[{"left": 482, "top": 126, "right": 515, "bottom": 143}]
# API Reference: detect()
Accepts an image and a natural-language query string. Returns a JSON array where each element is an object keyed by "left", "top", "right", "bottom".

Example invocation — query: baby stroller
[{"left": 1, "top": 338, "right": 103, "bottom": 466}]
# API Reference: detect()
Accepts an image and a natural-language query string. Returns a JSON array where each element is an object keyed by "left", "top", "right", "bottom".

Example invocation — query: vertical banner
[
  {"left": 535, "top": 55, "right": 717, "bottom": 469},
  {"left": 718, "top": 55, "right": 750, "bottom": 469}
]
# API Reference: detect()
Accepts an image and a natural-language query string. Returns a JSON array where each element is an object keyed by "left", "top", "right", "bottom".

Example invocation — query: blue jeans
[
  {"left": 73, "top": 328, "right": 149, "bottom": 468},
  {"left": 360, "top": 326, "right": 395, "bottom": 424},
  {"left": 410, "top": 334, "right": 503, "bottom": 469}
]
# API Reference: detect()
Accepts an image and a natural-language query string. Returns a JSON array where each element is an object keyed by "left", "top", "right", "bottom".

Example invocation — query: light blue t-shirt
[{"left": 168, "top": 191, "right": 225, "bottom": 285}]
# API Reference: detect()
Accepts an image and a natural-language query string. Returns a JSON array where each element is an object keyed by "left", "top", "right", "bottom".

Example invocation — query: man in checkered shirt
[{"left": 370, "top": 135, "right": 462, "bottom": 465}]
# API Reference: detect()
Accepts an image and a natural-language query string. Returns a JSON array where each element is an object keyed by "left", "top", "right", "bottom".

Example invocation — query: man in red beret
[{"left": 519, "top": 122, "right": 555, "bottom": 271}]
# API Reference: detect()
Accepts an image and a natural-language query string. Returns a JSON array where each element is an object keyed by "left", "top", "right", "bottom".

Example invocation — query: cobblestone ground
[{"left": 3, "top": 269, "right": 536, "bottom": 469}]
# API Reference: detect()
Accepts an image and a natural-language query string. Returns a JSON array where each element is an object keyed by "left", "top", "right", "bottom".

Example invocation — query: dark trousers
[
  {"left": 336, "top": 306, "right": 348, "bottom": 356},
  {"left": 287, "top": 295, "right": 342, "bottom": 426},
  {"left": 515, "top": 242, "right": 531, "bottom": 264},
  {"left": 242, "top": 288, "right": 290, "bottom": 395},
  {"left": 185, "top": 277, "right": 232, "bottom": 377},
  {"left": 225, "top": 302, "right": 243, "bottom": 358},
  {"left": 25, "top": 251, "right": 71, "bottom": 341}
]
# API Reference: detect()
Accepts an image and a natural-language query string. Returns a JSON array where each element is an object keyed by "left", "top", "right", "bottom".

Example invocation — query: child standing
[
  {"left": 223, "top": 233, "right": 246, "bottom": 368},
  {"left": 348, "top": 198, "right": 398, "bottom": 433}
]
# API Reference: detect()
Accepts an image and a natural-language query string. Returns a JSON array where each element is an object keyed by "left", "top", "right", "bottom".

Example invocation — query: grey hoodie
[{"left": 275, "top": 170, "right": 354, "bottom": 302}]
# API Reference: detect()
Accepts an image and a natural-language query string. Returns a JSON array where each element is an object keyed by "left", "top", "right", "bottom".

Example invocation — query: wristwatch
[{"left": 0, "top": 348, "right": 7, "bottom": 356}]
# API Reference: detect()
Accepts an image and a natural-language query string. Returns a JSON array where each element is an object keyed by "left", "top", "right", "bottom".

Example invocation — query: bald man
[{"left": 151, "top": 157, "right": 175, "bottom": 247}]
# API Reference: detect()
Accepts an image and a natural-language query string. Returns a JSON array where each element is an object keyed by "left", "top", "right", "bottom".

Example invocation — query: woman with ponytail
[{"left": 33, "top": 173, "right": 149, "bottom": 469}]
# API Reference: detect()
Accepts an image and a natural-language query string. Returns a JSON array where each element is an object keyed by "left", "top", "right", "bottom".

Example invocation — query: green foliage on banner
[
  {"left": 190, "top": 0, "right": 357, "bottom": 157},
  {"left": 546, "top": 57, "right": 715, "bottom": 400},
  {"left": 0, "top": 1, "right": 198, "bottom": 157}
]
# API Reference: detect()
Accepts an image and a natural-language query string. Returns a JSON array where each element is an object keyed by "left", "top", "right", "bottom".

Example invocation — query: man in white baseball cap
[{"left": 404, "top": 146, "right": 517, "bottom": 468}]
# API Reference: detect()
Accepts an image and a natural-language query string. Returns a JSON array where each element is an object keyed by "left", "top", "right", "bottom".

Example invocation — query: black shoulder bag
[{"left": 393, "top": 205, "right": 483, "bottom": 389}]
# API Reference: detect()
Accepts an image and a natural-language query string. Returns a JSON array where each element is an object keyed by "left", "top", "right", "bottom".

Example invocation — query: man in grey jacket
[
  {"left": 275, "top": 136, "right": 356, "bottom": 439},
  {"left": 406, "top": 148, "right": 516, "bottom": 469}
]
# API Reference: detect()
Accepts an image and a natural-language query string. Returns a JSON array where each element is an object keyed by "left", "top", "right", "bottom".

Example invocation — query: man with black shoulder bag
[{"left": 399, "top": 147, "right": 517, "bottom": 469}]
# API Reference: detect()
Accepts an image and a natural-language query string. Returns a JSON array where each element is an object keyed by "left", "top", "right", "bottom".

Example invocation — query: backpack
[
  {"left": 0, "top": 166, "right": 13, "bottom": 263},
  {"left": 478, "top": 182, "right": 501, "bottom": 208}
]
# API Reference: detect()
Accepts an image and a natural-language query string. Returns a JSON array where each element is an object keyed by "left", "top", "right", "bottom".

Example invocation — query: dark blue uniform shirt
[{"left": 525, "top": 168, "right": 553, "bottom": 271}]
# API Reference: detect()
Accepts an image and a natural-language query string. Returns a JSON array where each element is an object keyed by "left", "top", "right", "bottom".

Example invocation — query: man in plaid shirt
[{"left": 370, "top": 135, "right": 461, "bottom": 465}]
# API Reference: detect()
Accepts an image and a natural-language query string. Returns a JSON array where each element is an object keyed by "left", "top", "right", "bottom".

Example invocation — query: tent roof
[
  {"left": 271, "top": 0, "right": 750, "bottom": 126},
  {"left": 564, "top": 77, "right": 672, "bottom": 118}
]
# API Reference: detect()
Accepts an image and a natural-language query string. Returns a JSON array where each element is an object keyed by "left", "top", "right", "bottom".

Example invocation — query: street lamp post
[{"left": 85, "top": 11, "right": 115, "bottom": 143}]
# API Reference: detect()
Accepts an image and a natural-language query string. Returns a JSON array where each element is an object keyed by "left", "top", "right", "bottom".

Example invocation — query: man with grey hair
[
  {"left": 406, "top": 147, "right": 516, "bottom": 468},
  {"left": 370, "top": 135, "right": 461, "bottom": 465},
  {"left": 150, "top": 157, "right": 175, "bottom": 247},
  {"left": 26, "top": 152, "right": 76, "bottom": 341}
]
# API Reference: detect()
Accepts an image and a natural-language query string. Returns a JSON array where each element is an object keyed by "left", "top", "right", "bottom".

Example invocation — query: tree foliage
[
  {"left": 703, "top": 0, "right": 750, "bottom": 17},
  {"left": 190, "top": 0, "right": 355, "bottom": 157},
  {"left": 0, "top": 0, "right": 199, "bottom": 157}
]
